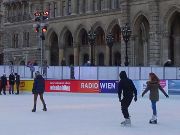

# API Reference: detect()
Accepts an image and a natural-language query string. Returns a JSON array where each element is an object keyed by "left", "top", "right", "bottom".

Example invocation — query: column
[
  {"left": 71, "top": 0, "right": 77, "bottom": 15},
  {"left": 161, "top": 32, "right": 169, "bottom": 65},
  {"left": 148, "top": 1, "right": 160, "bottom": 66},
  {"left": 174, "top": 35, "right": 180, "bottom": 65},
  {"left": 74, "top": 45, "right": 79, "bottom": 66},
  {"left": 87, "top": 0, "right": 93, "bottom": 13},
  {"left": 130, "top": 35, "right": 135, "bottom": 66}
]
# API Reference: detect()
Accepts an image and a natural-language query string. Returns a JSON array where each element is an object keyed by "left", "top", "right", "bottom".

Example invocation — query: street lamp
[
  {"left": 88, "top": 29, "right": 96, "bottom": 66},
  {"left": 122, "top": 23, "right": 131, "bottom": 66},
  {"left": 106, "top": 33, "right": 114, "bottom": 66},
  {"left": 33, "top": 10, "right": 49, "bottom": 74}
]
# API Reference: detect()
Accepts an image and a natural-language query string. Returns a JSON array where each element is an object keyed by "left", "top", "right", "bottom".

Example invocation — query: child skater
[
  {"left": 142, "top": 73, "right": 169, "bottom": 124},
  {"left": 118, "top": 71, "right": 137, "bottom": 126}
]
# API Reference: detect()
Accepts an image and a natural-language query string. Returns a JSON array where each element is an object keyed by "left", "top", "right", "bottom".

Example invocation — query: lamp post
[
  {"left": 122, "top": 23, "right": 131, "bottom": 66},
  {"left": 88, "top": 29, "right": 96, "bottom": 66},
  {"left": 106, "top": 33, "right": 114, "bottom": 66},
  {"left": 33, "top": 10, "right": 49, "bottom": 74}
]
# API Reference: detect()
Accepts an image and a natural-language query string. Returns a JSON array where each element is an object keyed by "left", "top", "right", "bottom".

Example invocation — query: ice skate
[
  {"left": 149, "top": 115, "right": 157, "bottom": 124},
  {"left": 42, "top": 104, "right": 47, "bottom": 111},
  {"left": 121, "top": 118, "right": 131, "bottom": 127},
  {"left": 32, "top": 106, "right": 36, "bottom": 112}
]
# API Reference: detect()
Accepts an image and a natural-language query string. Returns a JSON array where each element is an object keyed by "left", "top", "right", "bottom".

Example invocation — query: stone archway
[
  {"left": 168, "top": 11, "right": 180, "bottom": 66},
  {"left": 50, "top": 32, "right": 59, "bottom": 66},
  {"left": 133, "top": 15, "right": 150, "bottom": 66}
]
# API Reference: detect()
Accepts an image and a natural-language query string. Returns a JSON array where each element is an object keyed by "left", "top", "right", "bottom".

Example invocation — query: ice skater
[
  {"left": 0, "top": 73, "right": 7, "bottom": 95},
  {"left": 9, "top": 72, "right": 15, "bottom": 94},
  {"left": 118, "top": 71, "right": 137, "bottom": 126},
  {"left": 142, "top": 73, "right": 169, "bottom": 124},
  {"left": 32, "top": 71, "right": 47, "bottom": 112}
]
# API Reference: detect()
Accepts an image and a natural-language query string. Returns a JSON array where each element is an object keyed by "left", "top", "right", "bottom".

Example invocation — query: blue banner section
[
  {"left": 99, "top": 80, "right": 118, "bottom": 93},
  {"left": 168, "top": 80, "right": 180, "bottom": 94}
]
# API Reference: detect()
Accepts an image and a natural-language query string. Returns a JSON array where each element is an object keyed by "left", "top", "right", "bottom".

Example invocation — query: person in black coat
[
  {"left": 32, "top": 71, "right": 47, "bottom": 112},
  {"left": 0, "top": 74, "right": 7, "bottom": 95},
  {"left": 15, "top": 73, "right": 20, "bottom": 95},
  {"left": 9, "top": 73, "right": 15, "bottom": 94},
  {"left": 118, "top": 71, "right": 137, "bottom": 126}
]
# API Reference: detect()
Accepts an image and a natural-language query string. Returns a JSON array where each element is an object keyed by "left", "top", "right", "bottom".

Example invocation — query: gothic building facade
[{"left": 0, "top": 0, "right": 180, "bottom": 66}]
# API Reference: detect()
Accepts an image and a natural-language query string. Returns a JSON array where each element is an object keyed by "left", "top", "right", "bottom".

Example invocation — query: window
[
  {"left": 23, "top": 32, "right": 29, "bottom": 47},
  {"left": 54, "top": 2, "right": 57, "bottom": 17},
  {"left": 12, "top": 34, "right": 18, "bottom": 48},
  {"left": 111, "top": 0, "right": 115, "bottom": 9},
  {"left": 62, "top": 0, "right": 66, "bottom": 16},
  {"left": 77, "top": 0, "right": 80, "bottom": 14},
  {"left": 100, "top": 0, "right": 105, "bottom": 11},
  {"left": 68, "top": 0, "right": 72, "bottom": 15},
  {"left": 93, "top": 0, "right": 98, "bottom": 11},
  {"left": 82, "top": 0, "right": 86, "bottom": 13}
]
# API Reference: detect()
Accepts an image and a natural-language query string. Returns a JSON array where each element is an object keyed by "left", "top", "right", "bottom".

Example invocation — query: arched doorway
[
  {"left": 50, "top": 32, "right": 59, "bottom": 66},
  {"left": 169, "top": 11, "right": 180, "bottom": 66},
  {"left": 134, "top": 15, "right": 150, "bottom": 66},
  {"left": 98, "top": 53, "right": 104, "bottom": 66},
  {"left": 114, "top": 52, "right": 121, "bottom": 66}
]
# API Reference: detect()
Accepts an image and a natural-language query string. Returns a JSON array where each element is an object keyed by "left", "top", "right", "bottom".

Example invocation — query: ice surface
[{"left": 0, "top": 93, "right": 179, "bottom": 135}]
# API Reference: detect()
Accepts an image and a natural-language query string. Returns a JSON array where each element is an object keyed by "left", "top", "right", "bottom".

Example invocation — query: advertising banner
[
  {"left": 76, "top": 80, "right": 100, "bottom": 93},
  {"left": 168, "top": 80, "right": 180, "bottom": 94},
  {"left": 100, "top": 80, "right": 118, "bottom": 93},
  {"left": 19, "top": 80, "right": 34, "bottom": 92},
  {"left": 45, "top": 80, "right": 77, "bottom": 92}
]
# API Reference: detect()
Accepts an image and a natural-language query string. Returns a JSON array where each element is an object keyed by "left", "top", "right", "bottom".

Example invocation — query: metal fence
[{"left": 1, "top": 65, "right": 180, "bottom": 80}]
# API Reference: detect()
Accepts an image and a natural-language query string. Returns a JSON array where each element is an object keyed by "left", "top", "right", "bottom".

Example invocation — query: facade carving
[{"left": 0, "top": 0, "right": 179, "bottom": 66}]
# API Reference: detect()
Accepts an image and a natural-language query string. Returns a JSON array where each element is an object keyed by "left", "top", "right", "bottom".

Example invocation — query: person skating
[
  {"left": 118, "top": 71, "right": 137, "bottom": 126},
  {"left": 32, "top": 71, "right": 47, "bottom": 112},
  {"left": 142, "top": 73, "right": 169, "bottom": 124},
  {"left": 9, "top": 73, "right": 15, "bottom": 94},
  {"left": 0, "top": 74, "right": 7, "bottom": 95},
  {"left": 15, "top": 73, "right": 20, "bottom": 95}
]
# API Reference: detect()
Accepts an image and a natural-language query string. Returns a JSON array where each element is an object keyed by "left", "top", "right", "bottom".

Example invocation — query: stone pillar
[
  {"left": 148, "top": 1, "right": 160, "bottom": 66},
  {"left": 105, "top": 45, "right": 109, "bottom": 66},
  {"left": 130, "top": 35, "right": 135, "bottom": 66},
  {"left": 174, "top": 36, "right": 180, "bottom": 66},
  {"left": 161, "top": 32, "right": 169, "bottom": 65},
  {"left": 71, "top": 0, "right": 77, "bottom": 15},
  {"left": 74, "top": 46, "right": 79, "bottom": 66},
  {"left": 87, "top": 0, "right": 93, "bottom": 13}
]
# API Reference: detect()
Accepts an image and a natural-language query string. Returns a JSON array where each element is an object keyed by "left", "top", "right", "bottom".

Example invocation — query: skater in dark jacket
[
  {"left": 0, "top": 74, "right": 7, "bottom": 95},
  {"left": 32, "top": 71, "right": 47, "bottom": 112},
  {"left": 9, "top": 73, "right": 15, "bottom": 94},
  {"left": 15, "top": 73, "right": 20, "bottom": 95},
  {"left": 118, "top": 71, "right": 137, "bottom": 126},
  {"left": 142, "top": 73, "right": 169, "bottom": 124}
]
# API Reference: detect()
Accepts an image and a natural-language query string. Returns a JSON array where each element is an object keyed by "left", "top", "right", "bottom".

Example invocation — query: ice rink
[{"left": 0, "top": 93, "right": 179, "bottom": 135}]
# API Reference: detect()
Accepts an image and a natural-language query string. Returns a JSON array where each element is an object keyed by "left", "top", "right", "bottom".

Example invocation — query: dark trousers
[
  {"left": 121, "top": 97, "right": 133, "bottom": 119},
  {"left": 0, "top": 86, "right": 6, "bottom": 94},
  {"left": 151, "top": 100, "right": 157, "bottom": 115}
]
